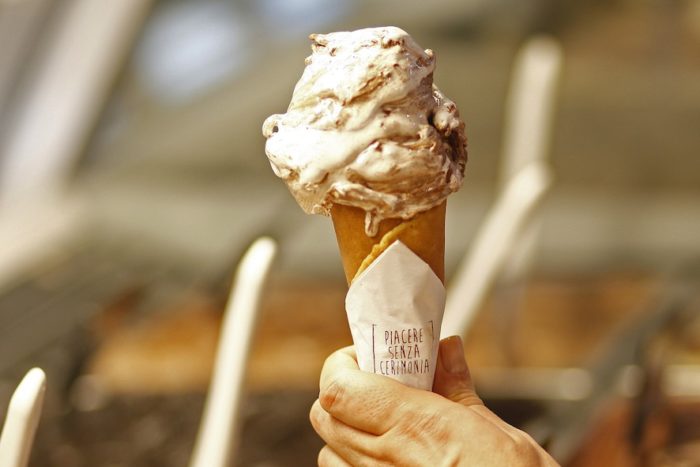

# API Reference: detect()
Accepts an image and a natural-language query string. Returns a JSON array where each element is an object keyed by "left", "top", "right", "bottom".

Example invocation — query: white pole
[
  {"left": 441, "top": 36, "right": 562, "bottom": 339},
  {"left": 0, "top": 0, "right": 151, "bottom": 206},
  {"left": 499, "top": 36, "right": 562, "bottom": 284},
  {"left": 500, "top": 36, "right": 562, "bottom": 183},
  {"left": 189, "top": 237, "right": 277, "bottom": 467},
  {"left": 441, "top": 163, "right": 552, "bottom": 338},
  {"left": 0, "top": 368, "right": 47, "bottom": 467}
]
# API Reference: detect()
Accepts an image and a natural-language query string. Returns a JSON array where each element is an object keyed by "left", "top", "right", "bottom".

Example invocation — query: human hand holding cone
[{"left": 262, "top": 27, "right": 467, "bottom": 390}]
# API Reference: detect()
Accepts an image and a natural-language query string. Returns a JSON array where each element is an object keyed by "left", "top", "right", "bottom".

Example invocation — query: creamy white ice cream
[{"left": 262, "top": 26, "right": 467, "bottom": 236}]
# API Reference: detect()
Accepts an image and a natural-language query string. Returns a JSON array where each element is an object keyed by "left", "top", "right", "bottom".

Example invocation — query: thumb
[{"left": 433, "top": 336, "right": 483, "bottom": 407}]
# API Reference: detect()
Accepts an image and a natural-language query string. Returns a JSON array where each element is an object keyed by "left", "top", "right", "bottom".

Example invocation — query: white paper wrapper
[{"left": 345, "top": 241, "right": 446, "bottom": 390}]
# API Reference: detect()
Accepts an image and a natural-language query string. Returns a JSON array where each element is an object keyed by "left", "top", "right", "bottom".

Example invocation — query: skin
[{"left": 309, "top": 336, "right": 560, "bottom": 467}]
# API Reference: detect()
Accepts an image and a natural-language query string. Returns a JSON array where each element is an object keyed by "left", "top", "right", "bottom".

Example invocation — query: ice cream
[
  {"left": 262, "top": 26, "right": 467, "bottom": 389},
  {"left": 262, "top": 26, "right": 466, "bottom": 239}
]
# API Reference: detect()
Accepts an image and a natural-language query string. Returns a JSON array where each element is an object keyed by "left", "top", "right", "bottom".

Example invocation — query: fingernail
[{"left": 441, "top": 336, "right": 468, "bottom": 374}]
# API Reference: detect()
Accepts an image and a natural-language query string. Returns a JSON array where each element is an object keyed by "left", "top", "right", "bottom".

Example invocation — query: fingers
[
  {"left": 310, "top": 399, "right": 380, "bottom": 465},
  {"left": 319, "top": 348, "right": 408, "bottom": 435},
  {"left": 433, "top": 338, "right": 530, "bottom": 441},
  {"left": 433, "top": 336, "right": 483, "bottom": 407},
  {"left": 319, "top": 346, "right": 358, "bottom": 390},
  {"left": 318, "top": 446, "right": 349, "bottom": 467},
  {"left": 318, "top": 446, "right": 351, "bottom": 467},
  {"left": 313, "top": 344, "right": 559, "bottom": 467}
]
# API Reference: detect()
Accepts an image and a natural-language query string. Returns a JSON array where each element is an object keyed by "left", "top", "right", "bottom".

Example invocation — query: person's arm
[{"left": 310, "top": 336, "right": 559, "bottom": 466}]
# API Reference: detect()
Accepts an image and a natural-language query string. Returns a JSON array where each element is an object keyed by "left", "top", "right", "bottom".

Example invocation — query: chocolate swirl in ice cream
[{"left": 262, "top": 26, "right": 467, "bottom": 236}]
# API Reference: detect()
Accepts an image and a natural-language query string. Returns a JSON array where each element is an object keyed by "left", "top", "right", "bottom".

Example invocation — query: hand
[{"left": 309, "top": 336, "right": 559, "bottom": 466}]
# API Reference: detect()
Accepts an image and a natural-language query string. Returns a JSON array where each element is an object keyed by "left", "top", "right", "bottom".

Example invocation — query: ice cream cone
[
  {"left": 331, "top": 202, "right": 446, "bottom": 285},
  {"left": 262, "top": 27, "right": 465, "bottom": 390}
]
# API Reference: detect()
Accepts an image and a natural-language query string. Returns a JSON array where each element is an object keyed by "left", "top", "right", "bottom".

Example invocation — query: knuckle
[
  {"left": 451, "top": 388, "right": 483, "bottom": 407},
  {"left": 400, "top": 409, "right": 445, "bottom": 440},
  {"left": 367, "top": 448, "right": 394, "bottom": 467},
  {"left": 439, "top": 447, "right": 465, "bottom": 467},
  {"left": 371, "top": 436, "right": 393, "bottom": 464},
  {"left": 320, "top": 369, "right": 352, "bottom": 413},
  {"left": 506, "top": 432, "right": 540, "bottom": 465}
]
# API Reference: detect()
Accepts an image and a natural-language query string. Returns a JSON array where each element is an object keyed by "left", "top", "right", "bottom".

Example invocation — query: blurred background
[{"left": 1, "top": 0, "right": 699, "bottom": 465}]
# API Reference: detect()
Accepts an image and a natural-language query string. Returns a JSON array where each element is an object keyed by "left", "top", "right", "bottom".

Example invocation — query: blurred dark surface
[
  {"left": 30, "top": 391, "right": 323, "bottom": 467},
  {"left": 0, "top": 271, "right": 692, "bottom": 466}
]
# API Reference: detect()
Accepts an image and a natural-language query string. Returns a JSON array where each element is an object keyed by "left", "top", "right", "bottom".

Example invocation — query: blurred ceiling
[{"left": 0, "top": 0, "right": 699, "bottom": 281}]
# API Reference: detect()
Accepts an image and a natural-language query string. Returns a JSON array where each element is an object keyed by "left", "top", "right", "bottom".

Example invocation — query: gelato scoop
[{"left": 262, "top": 26, "right": 467, "bottom": 236}]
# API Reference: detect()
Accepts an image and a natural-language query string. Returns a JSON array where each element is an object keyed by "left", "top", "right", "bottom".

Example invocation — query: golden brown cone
[{"left": 330, "top": 202, "right": 446, "bottom": 285}]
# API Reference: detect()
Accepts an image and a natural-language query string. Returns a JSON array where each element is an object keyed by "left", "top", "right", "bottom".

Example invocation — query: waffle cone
[{"left": 331, "top": 202, "right": 446, "bottom": 285}]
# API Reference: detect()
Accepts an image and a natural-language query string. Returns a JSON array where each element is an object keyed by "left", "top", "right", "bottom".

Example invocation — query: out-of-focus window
[{"left": 135, "top": 1, "right": 251, "bottom": 104}]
